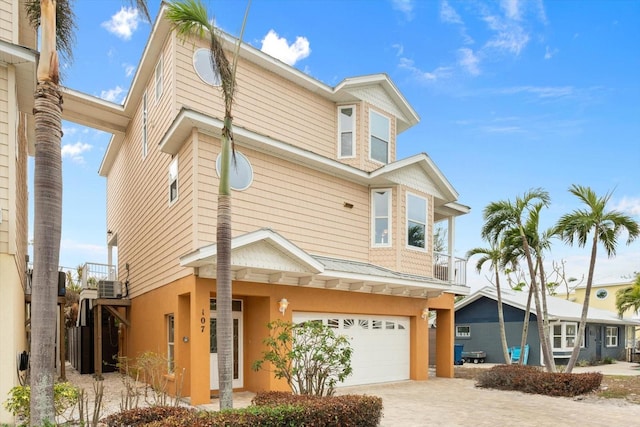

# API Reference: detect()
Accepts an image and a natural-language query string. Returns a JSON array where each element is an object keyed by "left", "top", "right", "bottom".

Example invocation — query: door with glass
[{"left": 210, "top": 299, "right": 243, "bottom": 390}]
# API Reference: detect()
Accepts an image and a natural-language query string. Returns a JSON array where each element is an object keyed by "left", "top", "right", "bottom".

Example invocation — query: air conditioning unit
[{"left": 98, "top": 280, "right": 122, "bottom": 299}]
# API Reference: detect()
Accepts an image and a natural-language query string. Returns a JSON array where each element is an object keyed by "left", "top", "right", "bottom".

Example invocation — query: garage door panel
[{"left": 293, "top": 312, "right": 409, "bottom": 387}]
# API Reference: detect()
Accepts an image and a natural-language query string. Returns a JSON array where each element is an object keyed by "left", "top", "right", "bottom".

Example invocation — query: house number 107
[{"left": 201, "top": 309, "right": 206, "bottom": 332}]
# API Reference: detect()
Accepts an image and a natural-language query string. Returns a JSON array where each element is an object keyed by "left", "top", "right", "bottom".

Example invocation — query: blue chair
[{"left": 509, "top": 345, "right": 529, "bottom": 364}]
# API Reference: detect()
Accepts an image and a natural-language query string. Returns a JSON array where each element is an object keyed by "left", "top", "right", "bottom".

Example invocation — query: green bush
[
  {"left": 476, "top": 364, "right": 603, "bottom": 397},
  {"left": 3, "top": 382, "right": 79, "bottom": 425}
]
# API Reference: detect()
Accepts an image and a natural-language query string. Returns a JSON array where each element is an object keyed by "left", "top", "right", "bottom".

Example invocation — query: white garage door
[{"left": 293, "top": 312, "right": 410, "bottom": 387}]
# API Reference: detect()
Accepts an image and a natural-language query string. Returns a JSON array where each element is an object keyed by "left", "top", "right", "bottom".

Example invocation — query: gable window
[
  {"left": 552, "top": 322, "right": 584, "bottom": 350},
  {"left": 369, "top": 110, "right": 389, "bottom": 164},
  {"left": 595, "top": 289, "right": 608, "bottom": 300},
  {"left": 605, "top": 326, "right": 618, "bottom": 347},
  {"left": 155, "top": 56, "right": 163, "bottom": 102},
  {"left": 142, "top": 91, "right": 148, "bottom": 158},
  {"left": 407, "top": 193, "right": 427, "bottom": 250},
  {"left": 169, "top": 158, "right": 178, "bottom": 203},
  {"left": 338, "top": 105, "right": 356, "bottom": 158},
  {"left": 456, "top": 325, "right": 470, "bottom": 338},
  {"left": 372, "top": 189, "right": 391, "bottom": 246},
  {"left": 167, "top": 314, "right": 175, "bottom": 373}
]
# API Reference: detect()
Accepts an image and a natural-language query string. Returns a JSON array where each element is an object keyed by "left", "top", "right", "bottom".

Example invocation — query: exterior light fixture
[
  {"left": 278, "top": 298, "right": 289, "bottom": 315},
  {"left": 421, "top": 308, "right": 429, "bottom": 321}
]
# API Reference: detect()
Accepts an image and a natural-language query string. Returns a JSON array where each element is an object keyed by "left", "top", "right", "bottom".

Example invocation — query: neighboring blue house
[{"left": 455, "top": 287, "right": 640, "bottom": 366}]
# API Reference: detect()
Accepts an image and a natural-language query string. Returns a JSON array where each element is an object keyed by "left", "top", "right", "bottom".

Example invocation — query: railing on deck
[
  {"left": 81, "top": 262, "right": 117, "bottom": 289},
  {"left": 433, "top": 252, "right": 467, "bottom": 286}
]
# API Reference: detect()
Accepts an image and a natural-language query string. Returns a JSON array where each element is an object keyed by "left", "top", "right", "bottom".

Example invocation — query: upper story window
[
  {"left": 169, "top": 158, "right": 178, "bottom": 203},
  {"left": 372, "top": 189, "right": 391, "bottom": 247},
  {"left": 215, "top": 151, "right": 254, "bottom": 191},
  {"left": 338, "top": 105, "right": 356, "bottom": 158},
  {"left": 407, "top": 193, "right": 427, "bottom": 250},
  {"left": 155, "top": 56, "right": 163, "bottom": 102},
  {"left": 142, "top": 91, "right": 148, "bottom": 158},
  {"left": 193, "top": 48, "right": 222, "bottom": 86},
  {"left": 595, "top": 289, "right": 608, "bottom": 300},
  {"left": 370, "top": 110, "right": 390, "bottom": 164}
]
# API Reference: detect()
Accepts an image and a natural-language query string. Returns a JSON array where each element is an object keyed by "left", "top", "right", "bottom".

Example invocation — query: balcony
[{"left": 433, "top": 252, "right": 467, "bottom": 287}]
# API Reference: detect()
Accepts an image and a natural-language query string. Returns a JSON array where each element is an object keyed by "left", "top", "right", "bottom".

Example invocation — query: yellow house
[{"left": 62, "top": 4, "right": 471, "bottom": 405}]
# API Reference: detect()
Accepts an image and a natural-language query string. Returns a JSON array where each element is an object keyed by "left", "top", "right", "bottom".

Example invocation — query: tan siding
[
  {"left": 0, "top": 66, "right": 8, "bottom": 253},
  {"left": 174, "top": 41, "right": 336, "bottom": 158},
  {"left": 0, "top": 0, "right": 11, "bottom": 43},
  {"left": 195, "top": 132, "right": 370, "bottom": 261}
]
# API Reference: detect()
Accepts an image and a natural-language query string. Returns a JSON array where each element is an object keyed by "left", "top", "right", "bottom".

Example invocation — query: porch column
[
  {"left": 189, "top": 282, "right": 211, "bottom": 405},
  {"left": 435, "top": 307, "right": 454, "bottom": 378},
  {"left": 410, "top": 314, "right": 429, "bottom": 380}
]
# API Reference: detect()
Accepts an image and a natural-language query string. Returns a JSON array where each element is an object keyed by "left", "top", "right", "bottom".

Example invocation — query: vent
[{"left": 98, "top": 280, "right": 122, "bottom": 299}]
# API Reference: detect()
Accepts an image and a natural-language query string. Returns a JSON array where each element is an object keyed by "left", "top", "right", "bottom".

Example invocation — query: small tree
[{"left": 252, "top": 320, "right": 353, "bottom": 396}]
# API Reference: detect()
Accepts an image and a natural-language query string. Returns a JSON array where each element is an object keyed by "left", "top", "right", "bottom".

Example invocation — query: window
[
  {"left": 552, "top": 322, "right": 583, "bottom": 350},
  {"left": 596, "top": 289, "right": 608, "bottom": 300},
  {"left": 338, "top": 105, "right": 356, "bottom": 158},
  {"left": 167, "top": 314, "right": 175, "bottom": 373},
  {"left": 369, "top": 110, "right": 389, "bottom": 164},
  {"left": 456, "top": 325, "right": 470, "bottom": 338},
  {"left": 142, "top": 91, "right": 148, "bottom": 158},
  {"left": 372, "top": 189, "right": 391, "bottom": 246},
  {"left": 155, "top": 57, "right": 163, "bottom": 102},
  {"left": 606, "top": 326, "right": 618, "bottom": 347},
  {"left": 407, "top": 193, "right": 427, "bottom": 250},
  {"left": 169, "top": 158, "right": 178, "bottom": 203},
  {"left": 193, "top": 48, "right": 222, "bottom": 86},
  {"left": 215, "top": 151, "right": 253, "bottom": 191}
]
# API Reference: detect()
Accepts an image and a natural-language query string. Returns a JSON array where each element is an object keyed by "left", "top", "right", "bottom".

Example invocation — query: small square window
[{"left": 456, "top": 325, "right": 470, "bottom": 338}]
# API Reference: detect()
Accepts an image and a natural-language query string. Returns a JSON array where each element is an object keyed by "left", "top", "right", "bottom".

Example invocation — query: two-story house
[
  {"left": 64, "top": 4, "right": 470, "bottom": 404},
  {"left": 0, "top": 0, "right": 36, "bottom": 423}
]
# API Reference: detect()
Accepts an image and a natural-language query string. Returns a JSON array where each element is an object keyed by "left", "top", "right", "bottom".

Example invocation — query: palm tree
[
  {"left": 466, "top": 244, "right": 512, "bottom": 364},
  {"left": 24, "top": 2, "right": 148, "bottom": 424},
  {"left": 166, "top": 0, "right": 249, "bottom": 409},
  {"left": 616, "top": 273, "right": 640, "bottom": 318},
  {"left": 555, "top": 184, "right": 640, "bottom": 373},
  {"left": 482, "top": 189, "right": 556, "bottom": 372}
]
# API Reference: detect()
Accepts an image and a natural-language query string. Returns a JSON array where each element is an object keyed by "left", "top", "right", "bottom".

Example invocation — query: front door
[
  {"left": 595, "top": 326, "right": 602, "bottom": 360},
  {"left": 210, "top": 299, "right": 243, "bottom": 390}
]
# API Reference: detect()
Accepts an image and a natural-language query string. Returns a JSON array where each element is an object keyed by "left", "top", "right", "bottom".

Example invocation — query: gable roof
[
  {"left": 180, "top": 228, "right": 469, "bottom": 298},
  {"left": 456, "top": 286, "right": 640, "bottom": 326}
]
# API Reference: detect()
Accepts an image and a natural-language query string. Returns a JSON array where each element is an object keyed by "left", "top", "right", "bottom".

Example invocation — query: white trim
[
  {"left": 369, "top": 110, "right": 390, "bottom": 164},
  {"left": 337, "top": 105, "right": 356, "bottom": 159},
  {"left": 406, "top": 191, "right": 427, "bottom": 251},
  {"left": 169, "top": 157, "right": 178, "bottom": 204},
  {"left": 551, "top": 322, "right": 583, "bottom": 351},
  {"left": 605, "top": 326, "right": 618, "bottom": 347},
  {"left": 167, "top": 314, "right": 175, "bottom": 373},
  {"left": 371, "top": 188, "right": 392, "bottom": 248},
  {"left": 142, "top": 91, "right": 148, "bottom": 159},
  {"left": 456, "top": 325, "right": 471, "bottom": 338}
]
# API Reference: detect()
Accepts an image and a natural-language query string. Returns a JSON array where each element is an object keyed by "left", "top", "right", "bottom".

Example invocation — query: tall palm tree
[
  {"left": 616, "top": 273, "right": 640, "bottom": 318},
  {"left": 556, "top": 185, "right": 640, "bottom": 373},
  {"left": 482, "top": 189, "right": 556, "bottom": 371},
  {"left": 24, "top": 2, "right": 148, "bottom": 424},
  {"left": 466, "top": 244, "right": 512, "bottom": 364},
  {"left": 166, "top": 0, "right": 249, "bottom": 409}
]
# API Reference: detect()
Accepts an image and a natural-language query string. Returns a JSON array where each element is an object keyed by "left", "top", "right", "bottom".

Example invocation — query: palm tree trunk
[
  {"left": 495, "top": 272, "right": 511, "bottom": 364},
  {"left": 30, "top": 1, "right": 62, "bottom": 424},
  {"left": 518, "top": 283, "right": 534, "bottom": 365},
  {"left": 216, "top": 122, "right": 233, "bottom": 409},
  {"left": 565, "top": 233, "right": 598, "bottom": 372},
  {"left": 537, "top": 259, "right": 556, "bottom": 372}
]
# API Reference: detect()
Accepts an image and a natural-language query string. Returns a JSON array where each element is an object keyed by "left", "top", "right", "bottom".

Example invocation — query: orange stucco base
[{"left": 124, "top": 275, "right": 456, "bottom": 405}]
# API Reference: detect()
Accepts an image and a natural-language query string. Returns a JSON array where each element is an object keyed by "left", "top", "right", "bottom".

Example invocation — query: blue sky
[{"left": 30, "top": 0, "right": 640, "bottom": 290}]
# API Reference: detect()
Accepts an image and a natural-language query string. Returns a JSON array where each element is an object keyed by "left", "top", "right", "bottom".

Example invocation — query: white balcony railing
[
  {"left": 81, "top": 262, "right": 117, "bottom": 289},
  {"left": 433, "top": 252, "right": 467, "bottom": 286}
]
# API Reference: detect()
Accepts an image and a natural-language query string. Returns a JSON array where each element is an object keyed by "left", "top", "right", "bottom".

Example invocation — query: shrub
[
  {"left": 252, "top": 320, "right": 353, "bottom": 396},
  {"left": 100, "top": 406, "right": 195, "bottom": 426},
  {"left": 476, "top": 364, "right": 603, "bottom": 397},
  {"left": 3, "top": 382, "right": 79, "bottom": 425}
]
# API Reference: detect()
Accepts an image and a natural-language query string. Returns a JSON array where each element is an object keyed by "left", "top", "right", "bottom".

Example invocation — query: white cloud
[
  {"left": 392, "top": 0, "right": 415, "bottom": 20},
  {"left": 458, "top": 48, "right": 480, "bottom": 75},
  {"left": 440, "top": 0, "right": 462, "bottom": 24},
  {"left": 260, "top": 30, "right": 310, "bottom": 66},
  {"left": 399, "top": 57, "right": 453, "bottom": 82},
  {"left": 483, "top": 16, "right": 530, "bottom": 55},
  {"left": 501, "top": 0, "right": 521, "bottom": 21},
  {"left": 123, "top": 63, "right": 136, "bottom": 77},
  {"left": 613, "top": 197, "right": 640, "bottom": 216},
  {"left": 61, "top": 142, "right": 92, "bottom": 164},
  {"left": 392, "top": 43, "right": 404, "bottom": 56},
  {"left": 101, "top": 7, "right": 141, "bottom": 40},
  {"left": 497, "top": 85, "right": 574, "bottom": 99},
  {"left": 544, "top": 46, "right": 559, "bottom": 60},
  {"left": 100, "top": 86, "right": 126, "bottom": 103}
]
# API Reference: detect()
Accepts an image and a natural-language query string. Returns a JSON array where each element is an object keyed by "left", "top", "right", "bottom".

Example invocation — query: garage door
[{"left": 293, "top": 312, "right": 410, "bottom": 387}]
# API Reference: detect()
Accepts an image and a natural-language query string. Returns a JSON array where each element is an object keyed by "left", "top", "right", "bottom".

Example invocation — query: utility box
[{"left": 98, "top": 280, "right": 121, "bottom": 299}]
